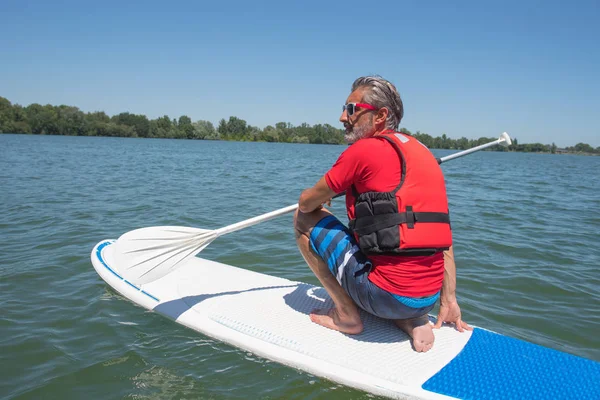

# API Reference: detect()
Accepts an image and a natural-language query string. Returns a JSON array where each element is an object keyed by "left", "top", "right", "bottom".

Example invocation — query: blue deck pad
[{"left": 422, "top": 328, "right": 600, "bottom": 400}]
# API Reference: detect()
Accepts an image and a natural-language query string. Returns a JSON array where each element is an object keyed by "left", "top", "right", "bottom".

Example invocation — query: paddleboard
[{"left": 91, "top": 239, "right": 599, "bottom": 399}]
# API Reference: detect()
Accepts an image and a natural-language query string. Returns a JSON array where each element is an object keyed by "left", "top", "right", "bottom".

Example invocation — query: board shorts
[{"left": 309, "top": 215, "right": 438, "bottom": 320}]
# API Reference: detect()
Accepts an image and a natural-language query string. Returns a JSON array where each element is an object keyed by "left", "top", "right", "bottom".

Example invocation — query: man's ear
[{"left": 375, "top": 107, "right": 389, "bottom": 125}]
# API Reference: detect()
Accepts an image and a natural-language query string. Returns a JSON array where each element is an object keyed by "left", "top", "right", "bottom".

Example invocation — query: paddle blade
[{"left": 111, "top": 226, "right": 216, "bottom": 285}]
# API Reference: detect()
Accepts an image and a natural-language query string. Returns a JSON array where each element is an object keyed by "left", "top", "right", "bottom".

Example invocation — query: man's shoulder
[
  {"left": 346, "top": 136, "right": 393, "bottom": 151},
  {"left": 342, "top": 137, "right": 396, "bottom": 160}
]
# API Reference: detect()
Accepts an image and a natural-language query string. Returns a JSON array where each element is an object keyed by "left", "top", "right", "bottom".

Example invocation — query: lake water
[{"left": 1, "top": 134, "right": 599, "bottom": 399}]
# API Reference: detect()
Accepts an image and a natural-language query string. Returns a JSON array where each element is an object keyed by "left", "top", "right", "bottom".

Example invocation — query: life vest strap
[
  {"left": 385, "top": 248, "right": 449, "bottom": 256},
  {"left": 350, "top": 211, "right": 450, "bottom": 235}
]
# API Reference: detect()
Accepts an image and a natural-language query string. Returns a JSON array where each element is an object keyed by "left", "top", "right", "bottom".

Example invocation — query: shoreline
[{"left": 2, "top": 132, "right": 598, "bottom": 156}]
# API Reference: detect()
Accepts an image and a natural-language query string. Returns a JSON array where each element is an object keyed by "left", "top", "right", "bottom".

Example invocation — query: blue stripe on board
[
  {"left": 141, "top": 290, "right": 160, "bottom": 302},
  {"left": 422, "top": 328, "right": 600, "bottom": 400},
  {"left": 96, "top": 241, "right": 122, "bottom": 279},
  {"left": 95, "top": 240, "right": 159, "bottom": 303},
  {"left": 124, "top": 280, "right": 139, "bottom": 290}
]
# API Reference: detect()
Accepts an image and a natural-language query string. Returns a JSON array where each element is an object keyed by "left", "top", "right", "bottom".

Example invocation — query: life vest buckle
[{"left": 406, "top": 206, "right": 415, "bottom": 229}]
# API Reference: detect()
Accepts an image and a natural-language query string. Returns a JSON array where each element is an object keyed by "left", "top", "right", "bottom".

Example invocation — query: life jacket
[{"left": 348, "top": 131, "right": 452, "bottom": 256}]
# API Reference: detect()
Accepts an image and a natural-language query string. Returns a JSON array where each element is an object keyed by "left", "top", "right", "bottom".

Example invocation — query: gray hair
[{"left": 351, "top": 76, "right": 404, "bottom": 130}]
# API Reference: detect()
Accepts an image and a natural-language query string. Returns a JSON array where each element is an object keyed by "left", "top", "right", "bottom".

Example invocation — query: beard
[{"left": 344, "top": 115, "right": 374, "bottom": 143}]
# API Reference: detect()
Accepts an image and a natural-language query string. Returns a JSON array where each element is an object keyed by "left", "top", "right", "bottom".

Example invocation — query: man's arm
[
  {"left": 433, "top": 246, "right": 472, "bottom": 332},
  {"left": 299, "top": 176, "right": 337, "bottom": 213}
]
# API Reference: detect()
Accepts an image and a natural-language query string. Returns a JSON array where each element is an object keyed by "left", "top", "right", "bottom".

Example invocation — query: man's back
[{"left": 325, "top": 135, "right": 446, "bottom": 298}]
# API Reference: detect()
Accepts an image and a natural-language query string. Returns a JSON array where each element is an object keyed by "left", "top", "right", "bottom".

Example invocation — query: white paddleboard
[{"left": 91, "top": 239, "right": 600, "bottom": 400}]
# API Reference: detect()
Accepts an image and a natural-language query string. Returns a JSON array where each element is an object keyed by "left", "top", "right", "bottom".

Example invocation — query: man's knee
[
  {"left": 293, "top": 209, "right": 304, "bottom": 239},
  {"left": 293, "top": 209, "right": 311, "bottom": 237},
  {"left": 294, "top": 208, "right": 332, "bottom": 236}
]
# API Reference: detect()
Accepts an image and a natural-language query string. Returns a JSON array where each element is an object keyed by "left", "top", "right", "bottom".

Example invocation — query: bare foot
[
  {"left": 394, "top": 315, "right": 435, "bottom": 352},
  {"left": 310, "top": 308, "right": 363, "bottom": 334}
]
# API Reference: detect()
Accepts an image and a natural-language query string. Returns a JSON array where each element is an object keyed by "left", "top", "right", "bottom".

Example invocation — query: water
[{"left": 1, "top": 134, "right": 599, "bottom": 399}]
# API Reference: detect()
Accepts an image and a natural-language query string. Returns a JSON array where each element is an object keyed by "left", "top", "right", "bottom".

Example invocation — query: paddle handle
[{"left": 436, "top": 132, "right": 511, "bottom": 164}]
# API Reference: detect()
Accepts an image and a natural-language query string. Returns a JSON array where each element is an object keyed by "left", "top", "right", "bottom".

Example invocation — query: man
[{"left": 294, "top": 75, "right": 471, "bottom": 352}]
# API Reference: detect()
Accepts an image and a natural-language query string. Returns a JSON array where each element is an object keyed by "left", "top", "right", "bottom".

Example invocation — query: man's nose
[{"left": 340, "top": 109, "right": 348, "bottom": 123}]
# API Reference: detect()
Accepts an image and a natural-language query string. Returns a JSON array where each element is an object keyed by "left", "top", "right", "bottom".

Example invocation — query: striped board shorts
[{"left": 309, "top": 215, "right": 437, "bottom": 320}]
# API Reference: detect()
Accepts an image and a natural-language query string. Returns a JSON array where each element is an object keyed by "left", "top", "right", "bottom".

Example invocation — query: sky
[{"left": 1, "top": 0, "right": 599, "bottom": 147}]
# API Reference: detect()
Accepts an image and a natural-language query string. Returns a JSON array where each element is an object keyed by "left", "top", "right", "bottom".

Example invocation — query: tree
[
  {"left": 217, "top": 118, "right": 228, "bottom": 138},
  {"left": 7, "top": 104, "right": 32, "bottom": 133},
  {"left": 573, "top": 142, "right": 594, "bottom": 153},
  {"left": 0, "top": 97, "right": 13, "bottom": 133},
  {"left": 456, "top": 137, "right": 469, "bottom": 150},
  {"left": 193, "top": 120, "right": 217, "bottom": 140},
  {"left": 88, "top": 111, "right": 110, "bottom": 123},
  {"left": 221, "top": 116, "right": 248, "bottom": 140},
  {"left": 275, "top": 122, "right": 291, "bottom": 142},
  {"left": 241, "top": 125, "right": 257, "bottom": 141},
  {"left": 111, "top": 112, "right": 150, "bottom": 137},
  {"left": 413, "top": 131, "right": 433, "bottom": 148},
  {"left": 260, "top": 125, "right": 279, "bottom": 142},
  {"left": 56, "top": 105, "right": 86, "bottom": 136},
  {"left": 440, "top": 133, "right": 450, "bottom": 149},
  {"left": 152, "top": 115, "right": 174, "bottom": 138},
  {"left": 178, "top": 115, "right": 194, "bottom": 139}
]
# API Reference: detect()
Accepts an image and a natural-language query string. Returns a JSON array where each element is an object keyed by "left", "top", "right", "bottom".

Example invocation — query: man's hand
[
  {"left": 433, "top": 299, "right": 472, "bottom": 332},
  {"left": 298, "top": 177, "right": 337, "bottom": 213}
]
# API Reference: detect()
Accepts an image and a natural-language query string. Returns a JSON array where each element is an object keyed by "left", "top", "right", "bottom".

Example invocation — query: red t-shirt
[{"left": 325, "top": 137, "right": 445, "bottom": 297}]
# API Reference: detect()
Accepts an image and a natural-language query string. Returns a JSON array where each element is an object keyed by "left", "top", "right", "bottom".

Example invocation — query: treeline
[
  {"left": 1, "top": 96, "right": 598, "bottom": 153},
  {"left": 0, "top": 96, "right": 345, "bottom": 144}
]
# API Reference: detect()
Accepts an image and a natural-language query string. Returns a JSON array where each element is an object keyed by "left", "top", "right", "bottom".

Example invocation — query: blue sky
[{"left": 1, "top": 0, "right": 598, "bottom": 147}]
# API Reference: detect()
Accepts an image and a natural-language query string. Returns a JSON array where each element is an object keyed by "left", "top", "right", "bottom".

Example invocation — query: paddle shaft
[
  {"left": 213, "top": 192, "right": 346, "bottom": 237},
  {"left": 214, "top": 204, "right": 299, "bottom": 236},
  {"left": 436, "top": 132, "right": 511, "bottom": 164},
  {"left": 213, "top": 133, "right": 511, "bottom": 237}
]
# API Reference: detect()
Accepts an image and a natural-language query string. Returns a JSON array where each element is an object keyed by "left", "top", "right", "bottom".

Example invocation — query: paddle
[
  {"left": 435, "top": 131, "right": 511, "bottom": 164},
  {"left": 113, "top": 132, "right": 511, "bottom": 285}
]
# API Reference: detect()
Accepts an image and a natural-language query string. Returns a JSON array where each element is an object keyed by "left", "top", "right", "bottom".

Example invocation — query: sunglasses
[{"left": 342, "top": 103, "right": 377, "bottom": 116}]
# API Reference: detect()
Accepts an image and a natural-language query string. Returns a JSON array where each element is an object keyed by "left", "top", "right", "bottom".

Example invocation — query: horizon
[
  {"left": 1, "top": 94, "right": 595, "bottom": 149},
  {"left": 2, "top": 0, "right": 598, "bottom": 147}
]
